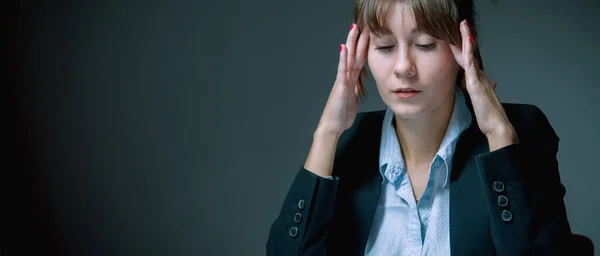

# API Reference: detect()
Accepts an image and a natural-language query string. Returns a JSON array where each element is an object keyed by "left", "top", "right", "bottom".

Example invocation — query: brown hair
[{"left": 352, "top": 0, "right": 483, "bottom": 102}]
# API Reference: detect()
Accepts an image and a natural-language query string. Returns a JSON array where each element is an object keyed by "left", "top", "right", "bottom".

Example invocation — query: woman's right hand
[{"left": 316, "top": 23, "right": 370, "bottom": 137}]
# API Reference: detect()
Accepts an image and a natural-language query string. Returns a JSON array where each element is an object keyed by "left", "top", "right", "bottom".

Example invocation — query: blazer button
[
  {"left": 497, "top": 195, "right": 509, "bottom": 207},
  {"left": 289, "top": 227, "right": 299, "bottom": 238},
  {"left": 493, "top": 181, "right": 505, "bottom": 193},
  {"left": 298, "top": 199, "right": 305, "bottom": 210},
  {"left": 501, "top": 210, "right": 513, "bottom": 222},
  {"left": 294, "top": 212, "right": 303, "bottom": 223}
]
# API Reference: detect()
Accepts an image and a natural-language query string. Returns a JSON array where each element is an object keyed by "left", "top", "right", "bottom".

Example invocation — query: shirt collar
[{"left": 378, "top": 87, "right": 473, "bottom": 187}]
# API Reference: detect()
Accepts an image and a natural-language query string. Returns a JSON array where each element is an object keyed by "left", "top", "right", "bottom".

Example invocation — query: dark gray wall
[{"left": 5, "top": 0, "right": 599, "bottom": 255}]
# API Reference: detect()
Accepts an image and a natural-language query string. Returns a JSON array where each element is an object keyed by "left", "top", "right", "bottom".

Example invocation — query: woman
[{"left": 266, "top": 0, "right": 572, "bottom": 255}]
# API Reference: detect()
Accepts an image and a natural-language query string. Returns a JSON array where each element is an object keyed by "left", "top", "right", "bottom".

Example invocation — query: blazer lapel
[
  {"left": 449, "top": 101, "right": 496, "bottom": 255},
  {"left": 350, "top": 157, "right": 383, "bottom": 255},
  {"left": 352, "top": 112, "right": 384, "bottom": 255},
  {"left": 330, "top": 111, "right": 384, "bottom": 255}
]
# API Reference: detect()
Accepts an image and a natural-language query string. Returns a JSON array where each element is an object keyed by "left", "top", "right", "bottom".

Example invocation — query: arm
[
  {"left": 266, "top": 130, "right": 341, "bottom": 255},
  {"left": 475, "top": 108, "right": 572, "bottom": 255},
  {"left": 266, "top": 19, "right": 371, "bottom": 255}
]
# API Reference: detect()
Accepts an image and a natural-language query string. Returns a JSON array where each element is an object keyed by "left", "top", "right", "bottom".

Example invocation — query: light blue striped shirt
[{"left": 364, "top": 88, "right": 472, "bottom": 256}]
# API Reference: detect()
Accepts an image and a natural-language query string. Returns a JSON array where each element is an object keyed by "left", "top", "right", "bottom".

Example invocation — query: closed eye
[
  {"left": 416, "top": 43, "right": 436, "bottom": 50},
  {"left": 374, "top": 43, "right": 437, "bottom": 54},
  {"left": 374, "top": 46, "right": 394, "bottom": 53}
]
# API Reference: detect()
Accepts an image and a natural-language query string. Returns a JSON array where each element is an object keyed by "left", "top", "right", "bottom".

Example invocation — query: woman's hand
[
  {"left": 450, "top": 19, "right": 519, "bottom": 151},
  {"left": 316, "top": 23, "right": 370, "bottom": 138}
]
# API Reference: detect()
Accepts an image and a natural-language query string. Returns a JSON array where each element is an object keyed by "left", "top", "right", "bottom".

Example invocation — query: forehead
[
  {"left": 386, "top": 1, "right": 415, "bottom": 27},
  {"left": 370, "top": 1, "right": 422, "bottom": 37}
]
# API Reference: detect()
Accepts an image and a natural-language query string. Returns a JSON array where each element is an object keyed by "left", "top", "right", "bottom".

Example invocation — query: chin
[{"left": 388, "top": 102, "right": 429, "bottom": 120}]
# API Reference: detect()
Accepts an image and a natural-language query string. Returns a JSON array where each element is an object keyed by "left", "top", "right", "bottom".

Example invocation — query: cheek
[
  {"left": 417, "top": 59, "right": 444, "bottom": 80},
  {"left": 423, "top": 53, "right": 458, "bottom": 78},
  {"left": 417, "top": 57, "right": 458, "bottom": 95},
  {"left": 367, "top": 54, "right": 388, "bottom": 78}
]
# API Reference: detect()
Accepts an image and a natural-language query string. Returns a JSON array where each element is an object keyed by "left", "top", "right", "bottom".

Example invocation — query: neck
[{"left": 394, "top": 91, "right": 455, "bottom": 166}]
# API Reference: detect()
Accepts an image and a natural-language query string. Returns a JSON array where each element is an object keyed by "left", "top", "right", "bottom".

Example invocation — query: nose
[{"left": 393, "top": 44, "right": 416, "bottom": 78}]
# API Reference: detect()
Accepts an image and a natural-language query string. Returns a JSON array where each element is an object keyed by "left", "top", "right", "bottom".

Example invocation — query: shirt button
[
  {"left": 497, "top": 195, "right": 509, "bottom": 207},
  {"left": 289, "top": 227, "right": 299, "bottom": 238},
  {"left": 297, "top": 199, "right": 305, "bottom": 210},
  {"left": 493, "top": 181, "right": 505, "bottom": 193},
  {"left": 501, "top": 210, "right": 513, "bottom": 222},
  {"left": 294, "top": 212, "right": 303, "bottom": 223}
]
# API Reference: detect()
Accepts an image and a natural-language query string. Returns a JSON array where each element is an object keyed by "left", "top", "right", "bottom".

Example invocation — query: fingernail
[
  {"left": 350, "top": 23, "right": 355, "bottom": 30},
  {"left": 463, "top": 19, "right": 469, "bottom": 27},
  {"left": 468, "top": 36, "right": 473, "bottom": 43},
  {"left": 340, "top": 44, "right": 343, "bottom": 52}
]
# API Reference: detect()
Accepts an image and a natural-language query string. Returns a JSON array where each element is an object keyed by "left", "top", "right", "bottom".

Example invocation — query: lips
[{"left": 393, "top": 88, "right": 421, "bottom": 93}]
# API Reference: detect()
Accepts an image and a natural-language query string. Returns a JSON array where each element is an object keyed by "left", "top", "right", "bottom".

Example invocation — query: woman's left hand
[{"left": 450, "top": 19, "right": 519, "bottom": 151}]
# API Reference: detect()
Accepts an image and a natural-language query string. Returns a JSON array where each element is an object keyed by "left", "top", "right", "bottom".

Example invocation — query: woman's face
[{"left": 367, "top": 1, "right": 460, "bottom": 119}]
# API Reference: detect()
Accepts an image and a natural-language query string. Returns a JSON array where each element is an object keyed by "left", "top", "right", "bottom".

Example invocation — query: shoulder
[{"left": 501, "top": 103, "right": 559, "bottom": 146}]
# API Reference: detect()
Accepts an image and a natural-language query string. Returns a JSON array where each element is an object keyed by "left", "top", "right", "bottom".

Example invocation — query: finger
[
  {"left": 354, "top": 79, "right": 362, "bottom": 104},
  {"left": 460, "top": 19, "right": 477, "bottom": 78},
  {"left": 345, "top": 23, "right": 359, "bottom": 77},
  {"left": 354, "top": 26, "right": 370, "bottom": 70},
  {"left": 351, "top": 28, "right": 370, "bottom": 97},
  {"left": 336, "top": 44, "right": 348, "bottom": 87},
  {"left": 491, "top": 81, "right": 497, "bottom": 89}
]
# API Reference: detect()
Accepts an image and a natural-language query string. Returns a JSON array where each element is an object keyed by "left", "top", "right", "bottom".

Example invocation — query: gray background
[{"left": 5, "top": 0, "right": 600, "bottom": 255}]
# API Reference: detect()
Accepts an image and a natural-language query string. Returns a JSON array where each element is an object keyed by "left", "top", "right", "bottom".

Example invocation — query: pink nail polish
[{"left": 350, "top": 23, "right": 355, "bottom": 30}]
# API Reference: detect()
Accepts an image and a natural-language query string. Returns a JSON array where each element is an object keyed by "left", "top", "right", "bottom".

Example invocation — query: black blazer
[{"left": 266, "top": 102, "right": 572, "bottom": 256}]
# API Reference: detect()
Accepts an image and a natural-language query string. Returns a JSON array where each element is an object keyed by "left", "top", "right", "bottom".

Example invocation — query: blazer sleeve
[
  {"left": 266, "top": 167, "right": 339, "bottom": 255},
  {"left": 475, "top": 107, "right": 572, "bottom": 255}
]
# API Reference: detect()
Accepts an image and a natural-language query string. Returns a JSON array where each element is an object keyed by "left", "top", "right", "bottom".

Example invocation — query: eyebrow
[{"left": 410, "top": 27, "right": 427, "bottom": 35}]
